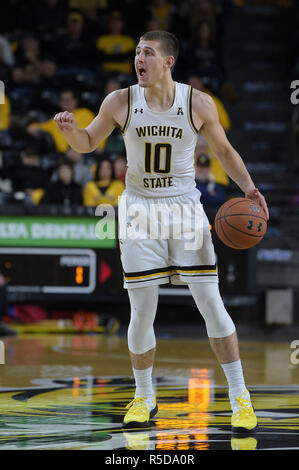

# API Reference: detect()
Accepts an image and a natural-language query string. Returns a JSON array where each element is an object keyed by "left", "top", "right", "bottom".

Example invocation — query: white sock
[
  {"left": 133, "top": 366, "right": 155, "bottom": 408},
  {"left": 221, "top": 360, "right": 250, "bottom": 413}
]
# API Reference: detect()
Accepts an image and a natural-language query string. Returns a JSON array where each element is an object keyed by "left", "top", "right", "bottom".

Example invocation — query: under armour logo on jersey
[
  {"left": 134, "top": 108, "right": 143, "bottom": 113},
  {"left": 177, "top": 107, "right": 184, "bottom": 115}
]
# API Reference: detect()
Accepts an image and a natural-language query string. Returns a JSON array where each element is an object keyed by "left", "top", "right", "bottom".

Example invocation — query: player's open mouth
[{"left": 138, "top": 68, "right": 146, "bottom": 78}]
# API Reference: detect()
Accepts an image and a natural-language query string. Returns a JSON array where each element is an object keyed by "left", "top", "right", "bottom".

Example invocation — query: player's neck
[{"left": 144, "top": 76, "right": 175, "bottom": 112}]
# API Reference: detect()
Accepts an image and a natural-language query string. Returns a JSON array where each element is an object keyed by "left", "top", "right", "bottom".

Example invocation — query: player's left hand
[{"left": 245, "top": 187, "right": 269, "bottom": 220}]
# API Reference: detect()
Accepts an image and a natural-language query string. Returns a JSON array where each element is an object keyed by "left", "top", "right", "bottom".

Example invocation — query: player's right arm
[
  {"left": 193, "top": 90, "right": 269, "bottom": 219},
  {"left": 53, "top": 89, "right": 126, "bottom": 154}
]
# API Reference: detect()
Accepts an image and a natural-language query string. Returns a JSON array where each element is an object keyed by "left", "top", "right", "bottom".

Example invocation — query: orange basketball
[{"left": 214, "top": 197, "right": 267, "bottom": 249}]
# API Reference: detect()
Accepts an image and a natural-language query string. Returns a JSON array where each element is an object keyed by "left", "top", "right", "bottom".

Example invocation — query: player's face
[{"left": 135, "top": 40, "right": 168, "bottom": 87}]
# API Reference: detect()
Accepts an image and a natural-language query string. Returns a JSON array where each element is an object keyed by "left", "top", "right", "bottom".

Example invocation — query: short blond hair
[{"left": 139, "top": 30, "right": 179, "bottom": 68}]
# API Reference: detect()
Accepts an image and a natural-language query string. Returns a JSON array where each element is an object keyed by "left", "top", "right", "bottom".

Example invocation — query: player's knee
[
  {"left": 128, "top": 324, "right": 156, "bottom": 354},
  {"left": 192, "top": 283, "right": 223, "bottom": 314},
  {"left": 128, "top": 287, "right": 158, "bottom": 325},
  {"left": 200, "top": 290, "right": 217, "bottom": 311},
  {"left": 189, "top": 282, "right": 236, "bottom": 338},
  {"left": 205, "top": 302, "right": 235, "bottom": 338},
  {"left": 130, "top": 305, "right": 155, "bottom": 327}
]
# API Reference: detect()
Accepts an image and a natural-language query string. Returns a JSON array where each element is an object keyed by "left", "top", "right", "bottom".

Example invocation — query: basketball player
[{"left": 54, "top": 31, "right": 269, "bottom": 433}]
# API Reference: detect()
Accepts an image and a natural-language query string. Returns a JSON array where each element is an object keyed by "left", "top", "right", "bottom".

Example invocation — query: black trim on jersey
[
  {"left": 189, "top": 87, "right": 199, "bottom": 134},
  {"left": 121, "top": 86, "right": 131, "bottom": 134}
]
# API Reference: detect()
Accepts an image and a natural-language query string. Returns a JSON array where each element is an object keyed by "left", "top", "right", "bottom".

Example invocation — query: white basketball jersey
[{"left": 122, "top": 82, "right": 200, "bottom": 197}]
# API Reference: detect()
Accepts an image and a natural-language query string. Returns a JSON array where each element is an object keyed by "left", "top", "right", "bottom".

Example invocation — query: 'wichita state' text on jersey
[{"left": 122, "top": 82, "right": 199, "bottom": 197}]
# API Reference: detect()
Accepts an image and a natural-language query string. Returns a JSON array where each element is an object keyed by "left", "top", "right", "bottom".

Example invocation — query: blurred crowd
[{"left": 0, "top": 0, "right": 243, "bottom": 210}]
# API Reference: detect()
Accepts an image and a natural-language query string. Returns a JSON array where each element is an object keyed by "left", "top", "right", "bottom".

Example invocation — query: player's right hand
[{"left": 54, "top": 111, "right": 77, "bottom": 133}]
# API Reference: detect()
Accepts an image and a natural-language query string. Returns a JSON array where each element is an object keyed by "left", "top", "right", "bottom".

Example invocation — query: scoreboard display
[
  {"left": 0, "top": 215, "right": 124, "bottom": 301},
  {"left": 0, "top": 248, "right": 96, "bottom": 294},
  {"left": 0, "top": 247, "right": 124, "bottom": 301}
]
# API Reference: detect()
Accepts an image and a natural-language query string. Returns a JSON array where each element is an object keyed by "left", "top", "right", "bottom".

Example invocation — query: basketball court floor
[{"left": 0, "top": 329, "right": 298, "bottom": 451}]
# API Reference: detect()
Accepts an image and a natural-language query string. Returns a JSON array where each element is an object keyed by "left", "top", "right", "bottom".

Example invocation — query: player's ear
[{"left": 164, "top": 55, "right": 175, "bottom": 70}]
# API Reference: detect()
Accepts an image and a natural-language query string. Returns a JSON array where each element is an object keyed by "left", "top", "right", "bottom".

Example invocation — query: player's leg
[
  {"left": 124, "top": 285, "right": 159, "bottom": 427},
  {"left": 188, "top": 282, "right": 258, "bottom": 433},
  {"left": 167, "top": 189, "right": 257, "bottom": 433},
  {"left": 118, "top": 191, "right": 170, "bottom": 426}
]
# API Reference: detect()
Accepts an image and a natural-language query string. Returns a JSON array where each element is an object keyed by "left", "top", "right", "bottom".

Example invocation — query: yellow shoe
[
  {"left": 123, "top": 397, "right": 158, "bottom": 428},
  {"left": 123, "top": 431, "right": 155, "bottom": 450},
  {"left": 231, "top": 390, "right": 258, "bottom": 434},
  {"left": 231, "top": 437, "right": 257, "bottom": 450}
]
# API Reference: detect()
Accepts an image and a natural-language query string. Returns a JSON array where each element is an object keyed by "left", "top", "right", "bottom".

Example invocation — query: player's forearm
[
  {"left": 62, "top": 128, "right": 93, "bottom": 154},
  {"left": 217, "top": 147, "right": 255, "bottom": 194}
]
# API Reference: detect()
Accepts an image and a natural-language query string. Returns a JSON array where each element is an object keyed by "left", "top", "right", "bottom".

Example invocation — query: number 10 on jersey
[{"left": 144, "top": 142, "right": 172, "bottom": 174}]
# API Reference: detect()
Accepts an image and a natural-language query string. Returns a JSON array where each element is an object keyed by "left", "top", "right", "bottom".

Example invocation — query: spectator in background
[
  {"left": 195, "top": 153, "right": 226, "bottom": 208},
  {"left": 67, "top": 0, "right": 108, "bottom": 34},
  {"left": 187, "top": 21, "right": 225, "bottom": 96},
  {"left": 189, "top": 0, "right": 216, "bottom": 36},
  {"left": 100, "top": 76, "right": 126, "bottom": 155},
  {"left": 42, "top": 159, "right": 82, "bottom": 205},
  {"left": 194, "top": 133, "right": 229, "bottom": 187},
  {"left": 80, "top": 7, "right": 104, "bottom": 37},
  {"left": 113, "top": 155, "right": 127, "bottom": 183},
  {"left": 104, "top": 76, "right": 122, "bottom": 96},
  {"left": 96, "top": 11, "right": 135, "bottom": 76},
  {"left": 53, "top": 11, "right": 97, "bottom": 73},
  {"left": 0, "top": 272, "right": 16, "bottom": 336},
  {"left": 0, "top": 92, "right": 11, "bottom": 131},
  {"left": 34, "top": 0, "right": 67, "bottom": 41},
  {"left": 144, "top": 17, "right": 163, "bottom": 32},
  {"left": 0, "top": 145, "right": 51, "bottom": 198},
  {"left": 68, "top": 0, "right": 108, "bottom": 13},
  {"left": 187, "top": 21, "right": 239, "bottom": 102},
  {"left": 187, "top": 75, "right": 231, "bottom": 131},
  {"left": 148, "top": 0, "right": 175, "bottom": 31},
  {"left": 64, "top": 146, "right": 93, "bottom": 187},
  {"left": 27, "top": 88, "right": 106, "bottom": 154},
  {"left": 12, "top": 32, "right": 57, "bottom": 86},
  {"left": 188, "top": 75, "right": 231, "bottom": 184},
  {"left": 83, "top": 158, "right": 124, "bottom": 207}
]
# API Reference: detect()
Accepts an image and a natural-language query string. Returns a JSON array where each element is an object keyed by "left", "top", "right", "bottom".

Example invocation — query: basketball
[{"left": 214, "top": 197, "right": 267, "bottom": 249}]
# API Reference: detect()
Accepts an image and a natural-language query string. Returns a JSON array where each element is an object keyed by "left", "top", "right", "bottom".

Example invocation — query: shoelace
[
  {"left": 234, "top": 396, "right": 252, "bottom": 420},
  {"left": 126, "top": 397, "right": 148, "bottom": 416}
]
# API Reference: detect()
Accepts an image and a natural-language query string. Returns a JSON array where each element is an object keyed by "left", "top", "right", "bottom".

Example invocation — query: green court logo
[{"left": 0, "top": 341, "right": 4, "bottom": 364}]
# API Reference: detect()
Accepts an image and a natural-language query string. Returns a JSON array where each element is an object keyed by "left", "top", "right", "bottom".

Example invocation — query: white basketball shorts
[{"left": 118, "top": 188, "right": 218, "bottom": 289}]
